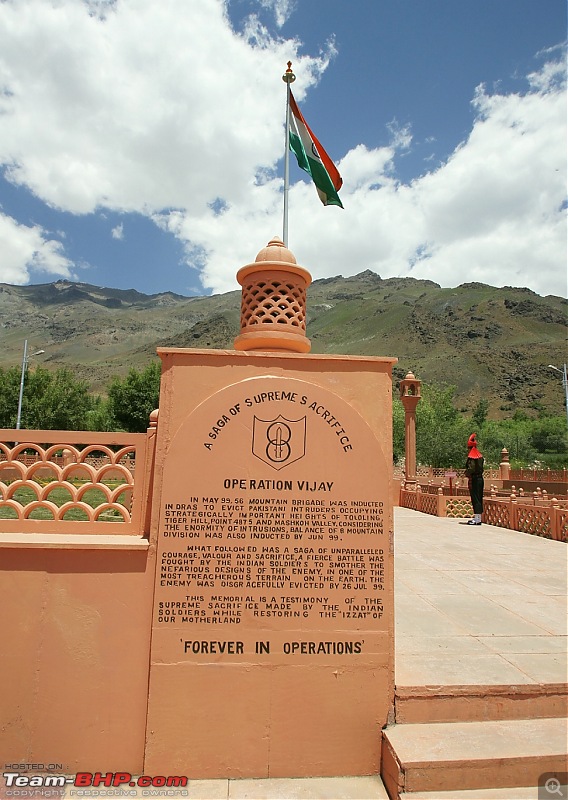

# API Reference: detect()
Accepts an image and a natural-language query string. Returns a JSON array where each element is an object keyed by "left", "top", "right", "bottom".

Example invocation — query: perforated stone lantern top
[
  {"left": 400, "top": 371, "right": 421, "bottom": 400},
  {"left": 233, "top": 236, "right": 312, "bottom": 353}
]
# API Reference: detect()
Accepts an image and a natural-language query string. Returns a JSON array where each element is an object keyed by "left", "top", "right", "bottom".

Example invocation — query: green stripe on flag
[{"left": 289, "top": 131, "right": 343, "bottom": 208}]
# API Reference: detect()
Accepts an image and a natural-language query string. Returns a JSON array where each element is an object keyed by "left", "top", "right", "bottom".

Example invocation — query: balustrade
[
  {"left": 0, "top": 425, "right": 156, "bottom": 537},
  {"left": 400, "top": 483, "right": 567, "bottom": 542}
]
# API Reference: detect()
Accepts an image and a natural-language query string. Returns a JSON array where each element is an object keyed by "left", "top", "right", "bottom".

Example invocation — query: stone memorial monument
[{"left": 145, "top": 237, "right": 396, "bottom": 778}]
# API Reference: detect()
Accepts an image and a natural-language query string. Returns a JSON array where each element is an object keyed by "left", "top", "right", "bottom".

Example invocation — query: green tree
[
  {"left": 415, "top": 384, "right": 470, "bottom": 468},
  {"left": 23, "top": 367, "right": 93, "bottom": 430},
  {"left": 85, "top": 395, "right": 114, "bottom": 432},
  {"left": 392, "top": 398, "right": 405, "bottom": 464},
  {"left": 0, "top": 366, "right": 93, "bottom": 430},
  {"left": 472, "top": 398, "right": 489, "bottom": 429},
  {"left": 529, "top": 416, "right": 568, "bottom": 455},
  {"left": 107, "top": 361, "right": 161, "bottom": 432},
  {"left": 0, "top": 367, "right": 22, "bottom": 428},
  {"left": 474, "top": 416, "right": 536, "bottom": 466}
]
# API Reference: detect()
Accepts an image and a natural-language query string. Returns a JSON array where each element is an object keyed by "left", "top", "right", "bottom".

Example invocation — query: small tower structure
[
  {"left": 399, "top": 371, "right": 422, "bottom": 486},
  {"left": 500, "top": 447, "right": 511, "bottom": 481}
]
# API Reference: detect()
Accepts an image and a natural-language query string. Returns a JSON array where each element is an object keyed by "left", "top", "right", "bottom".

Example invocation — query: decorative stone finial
[
  {"left": 254, "top": 236, "right": 297, "bottom": 264},
  {"left": 400, "top": 371, "right": 421, "bottom": 399},
  {"left": 233, "top": 236, "right": 312, "bottom": 353}
]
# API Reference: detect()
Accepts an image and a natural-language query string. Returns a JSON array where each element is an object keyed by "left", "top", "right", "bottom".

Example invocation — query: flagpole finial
[{"left": 282, "top": 61, "right": 296, "bottom": 84}]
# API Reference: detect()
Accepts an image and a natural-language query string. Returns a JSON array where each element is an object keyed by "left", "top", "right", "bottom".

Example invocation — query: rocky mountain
[{"left": 0, "top": 274, "right": 566, "bottom": 417}]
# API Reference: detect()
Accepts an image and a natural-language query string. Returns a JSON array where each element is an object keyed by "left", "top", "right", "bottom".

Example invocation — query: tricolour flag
[{"left": 289, "top": 91, "right": 343, "bottom": 208}]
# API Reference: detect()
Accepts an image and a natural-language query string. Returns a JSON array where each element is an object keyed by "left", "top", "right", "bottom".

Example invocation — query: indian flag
[{"left": 289, "top": 91, "right": 343, "bottom": 208}]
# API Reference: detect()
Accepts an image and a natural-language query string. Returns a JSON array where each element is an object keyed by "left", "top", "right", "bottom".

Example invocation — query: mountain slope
[{"left": 0, "top": 275, "right": 565, "bottom": 417}]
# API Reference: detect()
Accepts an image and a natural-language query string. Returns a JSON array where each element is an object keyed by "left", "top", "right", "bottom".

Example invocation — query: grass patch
[{"left": 0, "top": 482, "right": 129, "bottom": 522}]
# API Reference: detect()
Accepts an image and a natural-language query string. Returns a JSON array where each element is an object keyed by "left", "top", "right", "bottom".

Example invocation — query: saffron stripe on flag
[{"left": 289, "top": 92, "right": 343, "bottom": 208}]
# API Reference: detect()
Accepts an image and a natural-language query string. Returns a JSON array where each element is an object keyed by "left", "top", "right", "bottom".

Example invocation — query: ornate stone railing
[
  {"left": 419, "top": 483, "right": 471, "bottom": 496},
  {"left": 0, "top": 450, "right": 137, "bottom": 474},
  {"left": 414, "top": 465, "right": 501, "bottom": 480},
  {"left": 400, "top": 484, "right": 567, "bottom": 542},
  {"left": 510, "top": 467, "right": 568, "bottom": 482},
  {"left": 0, "top": 426, "right": 157, "bottom": 537},
  {"left": 483, "top": 497, "right": 568, "bottom": 541}
]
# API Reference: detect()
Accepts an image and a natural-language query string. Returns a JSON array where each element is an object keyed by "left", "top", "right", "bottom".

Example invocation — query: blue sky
[{"left": 0, "top": 0, "right": 565, "bottom": 298}]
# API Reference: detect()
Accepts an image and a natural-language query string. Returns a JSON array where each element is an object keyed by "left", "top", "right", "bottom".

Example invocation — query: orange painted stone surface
[
  {"left": 0, "top": 546, "right": 155, "bottom": 772},
  {"left": 145, "top": 349, "right": 396, "bottom": 778}
]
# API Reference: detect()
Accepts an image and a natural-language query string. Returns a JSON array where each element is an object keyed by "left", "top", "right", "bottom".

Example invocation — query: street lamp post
[
  {"left": 548, "top": 363, "right": 568, "bottom": 427},
  {"left": 15, "top": 340, "right": 45, "bottom": 430}
]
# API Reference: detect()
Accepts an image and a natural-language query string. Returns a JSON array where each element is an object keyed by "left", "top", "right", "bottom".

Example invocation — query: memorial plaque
[{"left": 146, "top": 374, "right": 393, "bottom": 778}]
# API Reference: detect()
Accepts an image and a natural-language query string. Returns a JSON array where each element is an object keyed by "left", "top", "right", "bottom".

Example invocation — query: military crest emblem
[{"left": 252, "top": 415, "right": 307, "bottom": 470}]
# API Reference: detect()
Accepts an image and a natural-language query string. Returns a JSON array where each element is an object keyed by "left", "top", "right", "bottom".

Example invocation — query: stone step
[
  {"left": 395, "top": 683, "right": 568, "bottom": 723},
  {"left": 381, "top": 718, "right": 567, "bottom": 798},
  {"left": 400, "top": 788, "right": 550, "bottom": 799}
]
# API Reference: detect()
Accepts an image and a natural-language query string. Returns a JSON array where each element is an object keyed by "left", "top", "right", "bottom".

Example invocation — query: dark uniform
[{"left": 465, "top": 454, "right": 484, "bottom": 515}]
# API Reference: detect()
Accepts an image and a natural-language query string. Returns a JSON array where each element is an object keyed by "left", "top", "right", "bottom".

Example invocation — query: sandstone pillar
[
  {"left": 399, "top": 371, "right": 421, "bottom": 486},
  {"left": 500, "top": 447, "right": 511, "bottom": 481}
]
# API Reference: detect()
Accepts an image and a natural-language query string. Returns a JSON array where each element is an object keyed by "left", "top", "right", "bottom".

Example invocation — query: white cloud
[
  {"left": 409, "top": 70, "right": 567, "bottom": 296},
  {"left": 0, "top": 0, "right": 330, "bottom": 216},
  {"left": 258, "top": 0, "right": 296, "bottom": 28},
  {"left": 158, "top": 55, "right": 566, "bottom": 298},
  {"left": 0, "top": 213, "right": 75, "bottom": 284},
  {"left": 168, "top": 56, "right": 566, "bottom": 297},
  {"left": 111, "top": 222, "right": 124, "bottom": 240},
  {"left": 0, "top": 0, "right": 565, "bottom": 298}
]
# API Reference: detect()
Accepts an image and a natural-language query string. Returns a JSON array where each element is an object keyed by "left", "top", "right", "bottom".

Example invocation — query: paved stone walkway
[{"left": 395, "top": 507, "right": 567, "bottom": 689}]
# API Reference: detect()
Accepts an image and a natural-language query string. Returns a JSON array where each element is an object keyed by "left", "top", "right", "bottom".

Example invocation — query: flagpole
[{"left": 282, "top": 61, "right": 295, "bottom": 247}]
